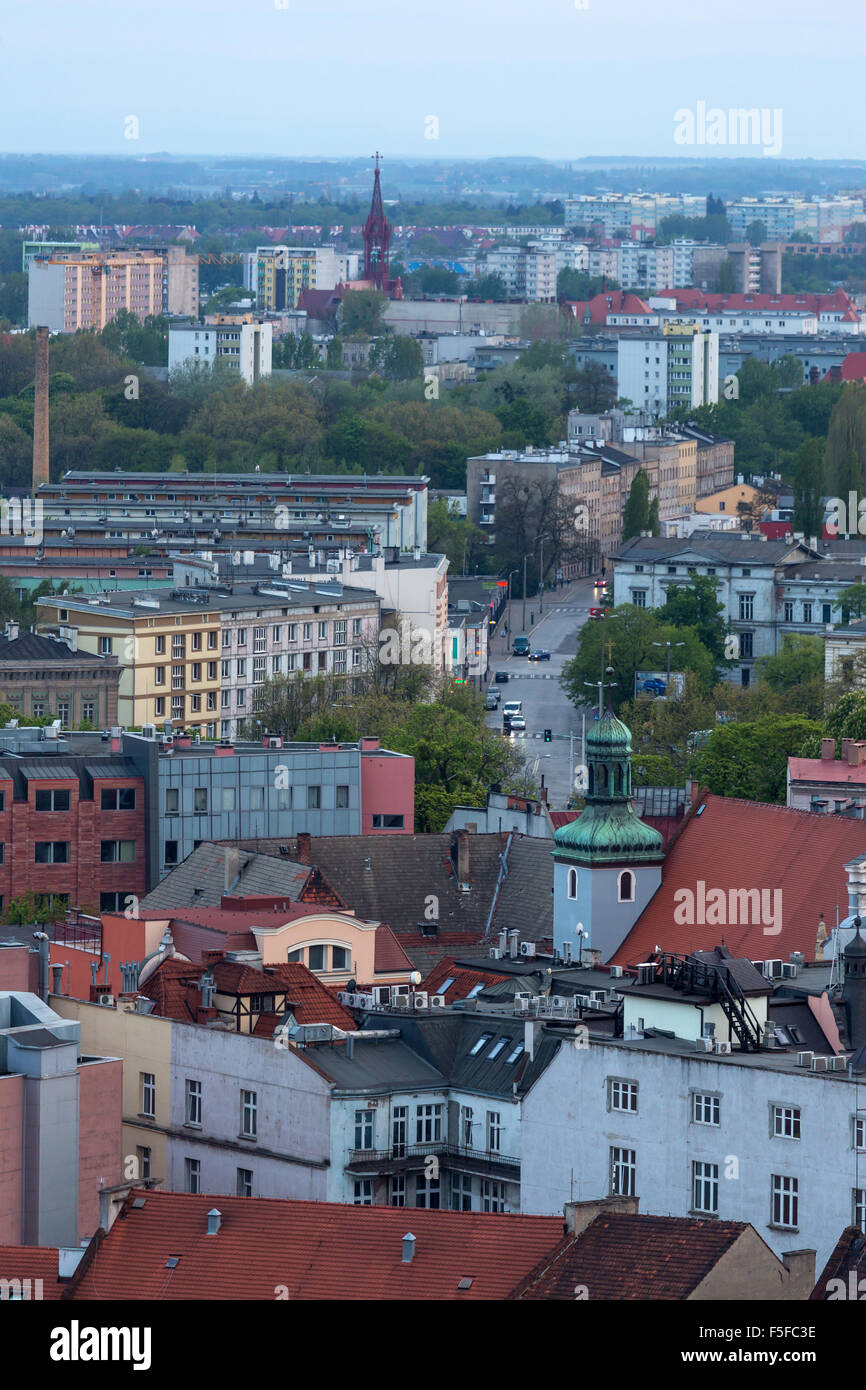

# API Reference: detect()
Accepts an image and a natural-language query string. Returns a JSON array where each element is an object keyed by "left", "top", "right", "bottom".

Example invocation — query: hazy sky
[{"left": 5, "top": 0, "right": 865, "bottom": 161}]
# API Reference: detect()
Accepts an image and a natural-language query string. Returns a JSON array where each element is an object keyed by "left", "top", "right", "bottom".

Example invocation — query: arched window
[
  {"left": 588, "top": 765, "right": 595, "bottom": 795},
  {"left": 614, "top": 765, "right": 623, "bottom": 794},
  {"left": 618, "top": 870, "right": 635, "bottom": 903},
  {"left": 567, "top": 867, "right": 578, "bottom": 900},
  {"left": 599, "top": 764, "right": 608, "bottom": 791}
]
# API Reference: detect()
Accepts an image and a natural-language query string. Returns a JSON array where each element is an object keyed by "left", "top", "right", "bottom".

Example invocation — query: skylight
[
  {"left": 466, "top": 983, "right": 484, "bottom": 999},
  {"left": 436, "top": 977, "right": 455, "bottom": 996},
  {"left": 487, "top": 1036, "right": 510, "bottom": 1060},
  {"left": 469, "top": 1032, "right": 494, "bottom": 1055},
  {"left": 506, "top": 1043, "right": 524, "bottom": 1064}
]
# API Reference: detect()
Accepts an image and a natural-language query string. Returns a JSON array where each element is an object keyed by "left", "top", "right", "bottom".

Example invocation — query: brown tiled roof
[
  {"left": 810, "top": 1226, "right": 866, "bottom": 1299},
  {"left": 420, "top": 956, "right": 510, "bottom": 1003},
  {"left": 139, "top": 956, "right": 356, "bottom": 1032},
  {"left": 66, "top": 1190, "right": 564, "bottom": 1301},
  {"left": 261, "top": 963, "right": 356, "bottom": 1030},
  {"left": 374, "top": 923, "right": 413, "bottom": 973},
  {"left": 0, "top": 1246, "right": 65, "bottom": 1298},
  {"left": 511, "top": 1212, "right": 747, "bottom": 1300}
]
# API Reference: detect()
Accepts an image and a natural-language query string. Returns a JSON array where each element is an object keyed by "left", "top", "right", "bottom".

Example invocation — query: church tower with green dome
[{"left": 553, "top": 710, "right": 665, "bottom": 964}]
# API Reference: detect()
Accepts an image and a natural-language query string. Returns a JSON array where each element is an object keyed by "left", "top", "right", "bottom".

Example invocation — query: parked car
[
  {"left": 528, "top": 650, "right": 551, "bottom": 662},
  {"left": 508, "top": 714, "right": 527, "bottom": 732},
  {"left": 494, "top": 670, "right": 510, "bottom": 683},
  {"left": 484, "top": 692, "right": 500, "bottom": 710},
  {"left": 487, "top": 686, "right": 501, "bottom": 702},
  {"left": 642, "top": 678, "right": 667, "bottom": 696}
]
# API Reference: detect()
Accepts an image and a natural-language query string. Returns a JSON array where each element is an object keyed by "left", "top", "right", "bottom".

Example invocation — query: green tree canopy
[
  {"left": 560, "top": 605, "right": 716, "bottom": 714},
  {"left": 690, "top": 714, "right": 822, "bottom": 803}
]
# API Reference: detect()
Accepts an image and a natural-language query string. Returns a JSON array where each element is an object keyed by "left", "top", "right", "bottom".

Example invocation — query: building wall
[
  {"left": 361, "top": 752, "right": 415, "bottom": 834},
  {"left": 519, "top": 1036, "right": 864, "bottom": 1272},
  {"left": 0, "top": 1072, "right": 24, "bottom": 1241},
  {"left": 553, "top": 856, "right": 662, "bottom": 964},
  {"left": 77, "top": 1057, "right": 123, "bottom": 1238}
]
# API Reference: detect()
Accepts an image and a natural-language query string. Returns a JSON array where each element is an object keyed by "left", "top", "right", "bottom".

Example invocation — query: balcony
[{"left": 346, "top": 1141, "right": 519, "bottom": 1181}]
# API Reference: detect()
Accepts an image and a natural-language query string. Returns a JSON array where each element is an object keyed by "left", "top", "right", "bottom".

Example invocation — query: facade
[
  {"left": 788, "top": 739, "right": 866, "bottom": 812},
  {"left": 36, "top": 579, "right": 382, "bottom": 735},
  {"left": 168, "top": 319, "right": 272, "bottom": 386},
  {"left": 564, "top": 194, "right": 707, "bottom": 237},
  {"left": 726, "top": 197, "right": 864, "bottom": 244},
  {"left": 27, "top": 250, "right": 174, "bottom": 332},
  {"left": 0, "top": 990, "right": 121, "bottom": 1248},
  {"left": 242, "top": 246, "right": 354, "bottom": 308},
  {"left": 617, "top": 327, "right": 719, "bottom": 417},
  {"left": 476, "top": 246, "right": 557, "bottom": 301},
  {"left": 0, "top": 626, "right": 121, "bottom": 727}
]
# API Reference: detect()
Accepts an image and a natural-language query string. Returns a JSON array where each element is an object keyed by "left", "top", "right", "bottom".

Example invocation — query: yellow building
[
  {"left": 255, "top": 247, "right": 317, "bottom": 311},
  {"left": 696, "top": 482, "right": 770, "bottom": 522}
]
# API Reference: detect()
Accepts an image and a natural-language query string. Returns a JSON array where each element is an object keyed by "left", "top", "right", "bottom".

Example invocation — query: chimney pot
[
  {"left": 401, "top": 1233, "right": 416, "bottom": 1263},
  {"left": 821, "top": 737, "right": 836, "bottom": 762},
  {"left": 207, "top": 1208, "right": 221, "bottom": 1235}
]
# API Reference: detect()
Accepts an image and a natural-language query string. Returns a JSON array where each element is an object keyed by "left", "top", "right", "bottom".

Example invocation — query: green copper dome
[{"left": 554, "top": 710, "right": 664, "bottom": 866}]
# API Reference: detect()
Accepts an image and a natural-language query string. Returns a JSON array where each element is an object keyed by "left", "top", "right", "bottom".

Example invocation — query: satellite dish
[{"left": 346, "top": 978, "right": 357, "bottom": 992}]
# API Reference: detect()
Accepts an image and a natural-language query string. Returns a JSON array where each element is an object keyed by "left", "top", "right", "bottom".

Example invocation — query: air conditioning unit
[
  {"left": 489, "top": 947, "right": 501, "bottom": 959},
  {"left": 345, "top": 993, "right": 359, "bottom": 1008},
  {"left": 609, "top": 965, "right": 624, "bottom": 979},
  {"left": 589, "top": 990, "right": 606, "bottom": 1004},
  {"left": 586, "top": 997, "right": 602, "bottom": 1010},
  {"left": 357, "top": 993, "right": 374, "bottom": 1009},
  {"left": 781, "top": 962, "right": 798, "bottom": 978},
  {"left": 337, "top": 991, "right": 352, "bottom": 1005},
  {"left": 714, "top": 1040, "right": 732, "bottom": 1055},
  {"left": 829, "top": 1055, "right": 847, "bottom": 1071},
  {"left": 392, "top": 995, "right": 409, "bottom": 1011},
  {"left": 98, "top": 993, "right": 115, "bottom": 1007},
  {"left": 796, "top": 1051, "right": 814, "bottom": 1067},
  {"left": 519, "top": 941, "right": 536, "bottom": 957},
  {"left": 574, "top": 994, "right": 590, "bottom": 1008},
  {"left": 413, "top": 992, "right": 428, "bottom": 1009},
  {"left": 372, "top": 986, "right": 391, "bottom": 1006},
  {"left": 811, "top": 1056, "right": 829, "bottom": 1072},
  {"left": 267, "top": 736, "right": 282, "bottom": 749},
  {"left": 764, "top": 959, "right": 783, "bottom": 978},
  {"left": 430, "top": 995, "right": 446, "bottom": 1009},
  {"left": 636, "top": 963, "right": 654, "bottom": 985},
  {"left": 513, "top": 994, "right": 531, "bottom": 1013},
  {"left": 550, "top": 996, "right": 566, "bottom": 1009},
  {"left": 695, "top": 1037, "right": 714, "bottom": 1052}
]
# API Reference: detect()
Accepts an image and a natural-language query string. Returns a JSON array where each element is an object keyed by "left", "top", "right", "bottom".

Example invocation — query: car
[
  {"left": 487, "top": 685, "right": 501, "bottom": 702},
  {"left": 484, "top": 692, "right": 500, "bottom": 710},
  {"left": 512, "top": 636, "right": 531, "bottom": 656},
  {"left": 528, "top": 650, "right": 551, "bottom": 662},
  {"left": 503, "top": 700, "right": 523, "bottom": 717},
  {"left": 642, "top": 678, "right": 667, "bottom": 696},
  {"left": 508, "top": 714, "right": 527, "bottom": 732},
  {"left": 494, "top": 670, "right": 510, "bottom": 683}
]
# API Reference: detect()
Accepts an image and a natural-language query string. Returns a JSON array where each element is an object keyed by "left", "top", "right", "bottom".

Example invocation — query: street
[{"left": 483, "top": 575, "right": 599, "bottom": 809}]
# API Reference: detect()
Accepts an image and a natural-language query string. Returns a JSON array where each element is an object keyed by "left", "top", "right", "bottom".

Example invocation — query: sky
[{"left": 4, "top": 0, "right": 866, "bottom": 161}]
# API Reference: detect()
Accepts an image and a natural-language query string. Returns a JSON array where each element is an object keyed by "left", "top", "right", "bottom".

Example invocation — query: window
[
  {"left": 740, "top": 631, "right": 754, "bottom": 660},
  {"left": 136, "top": 1146, "right": 151, "bottom": 1181},
  {"left": 451, "top": 1174, "right": 472, "bottom": 1211},
  {"left": 771, "top": 1174, "right": 799, "bottom": 1228},
  {"left": 772, "top": 1105, "right": 801, "bottom": 1139},
  {"left": 287, "top": 624, "right": 297, "bottom": 642},
  {"left": 371, "top": 813, "right": 405, "bottom": 829},
  {"left": 803, "top": 602, "right": 813, "bottom": 623},
  {"left": 272, "top": 626, "right": 282, "bottom": 644},
  {"left": 194, "top": 788, "right": 208, "bottom": 814},
  {"left": 609, "top": 1079, "right": 638, "bottom": 1112},
  {"left": 692, "top": 1093, "right": 720, "bottom": 1126},
  {"left": 332, "top": 946, "right": 350, "bottom": 970},
  {"left": 334, "top": 620, "right": 347, "bottom": 646},
  {"left": 334, "top": 784, "right": 350, "bottom": 810},
  {"left": 354, "top": 1109, "right": 374, "bottom": 1150},
  {"left": 100, "top": 840, "right": 135, "bottom": 863},
  {"left": 140, "top": 1072, "right": 155, "bottom": 1118},
  {"left": 155, "top": 666, "right": 165, "bottom": 686},
  {"left": 191, "top": 632, "right": 202, "bottom": 652},
  {"left": 172, "top": 664, "right": 184, "bottom": 690},
  {"left": 165, "top": 788, "right": 179, "bottom": 815},
  {"left": 172, "top": 635, "right": 185, "bottom": 657},
  {"left": 610, "top": 1146, "right": 636, "bottom": 1196},
  {"left": 35, "top": 789, "right": 70, "bottom": 812},
  {"left": 191, "top": 663, "right": 201, "bottom": 682},
  {"left": 389, "top": 1175, "right": 406, "bottom": 1207},
  {"left": 631, "top": 589, "right": 647, "bottom": 608},
  {"left": 164, "top": 840, "right": 178, "bottom": 866},
  {"left": 57, "top": 703, "right": 69, "bottom": 725},
  {"left": 101, "top": 788, "right": 135, "bottom": 811},
  {"left": 303, "top": 623, "right": 312, "bottom": 641},
  {"left": 415, "top": 1174, "right": 440, "bottom": 1209},
  {"left": 34, "top": 841, "right": 69, "bottom": 863},
  {"left": 207, "top": 661, "right": 217, "bottom": 680},
  {"left": 353, "top": 1180, "right": 373, "bottom": 1206},
  {"left": 506, "top": 1041, "right": 524, "bottom": 1064},
  {"left": 236, "top": 689, "right": 246, "bottom": 708},
  {"left": 318, "top": 621, "right": 328, "bottom": 641},
  {"left": 207, "top": 692, "right": 217, "bottom": 711},
  {"left": 854, "top": 1116, "right": 866, "bottom": 1150},
  {"left": 392, "top": 1105, "right": 408, "bottom": 1158},
  {"left": 693, "top": 1161, "right": 719, "bottom": 1215},
  {"left": 32, "top": 702, "right": 45, "bottom": 720},
  {"left": 567, "top": 867, "right": 578, "bottom": 899},
  {"left": 222, "top": 630, "right": 232, "bottom": 649},
  {"left": 185, "top": 1079, "right": 202, "bottom": 1126},
  {"left": 171, "top": 696, "right": 184, "bottom": 718},
  {"left": 237, "top": 1168, "right": 253, "bottom": 1198},
  {"left": 237, "top": 628, "right": 247, "bottom": 646},
  {"left": 236, "top": 658, "right": 246, "bottom": 678},
  {"left": 481, "top": 1180, "right": 506, "bottom": 1212},
  {"left": 308, "top": 944, "right": 326, "bottom": 971},
  {"left": 307, "top": 784, "right": 321, "bottom": 810},
  {"left": 253, "top": 626, "right": 266, "bottom": 652},
  {"left": 783, "top": 601, "right": 793, "bottom": 623},
  {"left": 184, "top": 1157, "right": 201, "bottom": 1194},
  {"left": 470, "top": 1032, "right": 494, "bottom": 1056},
  {"left": 155, "top": 698, "right": 165, "bottom": 717},
  {"left": 416, "top": 1103, "right": 444, "bottom": 1144},
  {"left": 460, "top": 1105, "right": 474, "bottom": 1147},
  {"left": 739, "top": 593, "right": 754, "bottom": 622},
  {"left": 353, "top": 618, "right": 363, "bottom": 637},
  {"left": 240, "top": 1089, "right": 257, "bottom": 1139},
  {"left": 486, "top": 1111, "right": 502, "bottom": 1152},
  {"left": 249, "top": 785, "right": 264, "bottom": 811},
  {"left": 618, "top": 870, "right": 635, "bottom": 903}
]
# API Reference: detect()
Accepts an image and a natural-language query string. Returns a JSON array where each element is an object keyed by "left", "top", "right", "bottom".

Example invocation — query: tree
[
  {"left": 517, "top": 304, "right": 567, "bottom": 342},
  {"left": 690, "top": 714, "right": 822, "bottom": 803},
  {"left": 570, "top": 361, "right": 617, "bottom": 413},
  {"left": 747, "top": 219, "right": 768, "bottom": 245},
  {"left": 792, "top": 436, "right": 825, "bottom": 537},
  {"left": 326, "top": 337, "right": 344, "bottom": 369},
  {"left": 427, "top": 499, "right": 487, "bottom": 574},
  {"left": 835, "top": 583, "right": 866, "bottom": 622},
  {"left": 368, "top": 336, "right": 424, "bottom": 382},
  {"left": 560, "top": 606, "right": 716, "bottom": 715},
  {"left": 622, "top": 470, "right": 650, "bottom": 541},
  {"left": 715, "top": 258, "right": 737, "bottom": 293},
  {"left": 753, "top": 634, "right": 825, "bottom": 717},
  {"left": 468, "top": 273, "right": 507, "bottom": 300},
  {"left": 339, "top": 289, "right": 388, "bottom": 337},
  {"left": 659, "top": 573, "right": 729, "bottom": 666}
]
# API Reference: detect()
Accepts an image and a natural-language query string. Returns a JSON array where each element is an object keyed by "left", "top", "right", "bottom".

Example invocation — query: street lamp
[
  {"left": 506, "top": 567, "right": 519, "bottom": 638},
  {"left": 537, "top": 533, "right": 552, "bottom": 615},
  {"left": 652, "top": 639, "right": 685, "bottom": 689}
]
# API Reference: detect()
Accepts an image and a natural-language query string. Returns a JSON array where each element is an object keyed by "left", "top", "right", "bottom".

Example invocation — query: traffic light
[{"left": 544, "top": 728, "right": 552, "bottom": 742}]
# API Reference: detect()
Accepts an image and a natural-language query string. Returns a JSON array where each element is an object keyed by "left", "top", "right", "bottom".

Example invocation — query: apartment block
[
  {"left": 617, "top": 327, "right": 719, "bottom": 418},
  {"left": 29, "top": 250, "right": 165, "bottom": 332},
  {"left": 0, "top": 625, "right": 121, "bottom": 728},
  {"left": 168, "top": 319, "right": 272, "bottom": 385}
]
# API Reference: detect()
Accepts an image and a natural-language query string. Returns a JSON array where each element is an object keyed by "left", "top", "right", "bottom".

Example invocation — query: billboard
[{"left": 634, "top": 670, "right": 685, "bottom": 700}]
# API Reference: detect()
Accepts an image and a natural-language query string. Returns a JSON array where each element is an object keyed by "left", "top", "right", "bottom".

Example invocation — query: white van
[{"left": 503, "top": 700, "right": 523, "bottom": 717}]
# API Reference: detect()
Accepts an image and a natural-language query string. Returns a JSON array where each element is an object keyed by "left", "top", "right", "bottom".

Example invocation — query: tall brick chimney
[
  {"left": 296, "top": 832, "right": 312, "bottom": 864},
  {"left": 32, "top": 326, "right": 50, "bottom": 488}
]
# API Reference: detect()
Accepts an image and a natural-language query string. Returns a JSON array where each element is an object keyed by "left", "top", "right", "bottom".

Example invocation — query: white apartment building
[
  {"left": 565, "top": 194, "right": 706, "bottom": 238},
  {"left": 168, "top": 321, "right": 272, "bottom": 386},
  {"left": 617, "top": 328, "right": 718, "bottom": 417},
  {"left": 477, "top": 246, "right": 557, "bottom": 301},
  {"left": 726, "top": 197, "right": 865, "bottom": 244}
]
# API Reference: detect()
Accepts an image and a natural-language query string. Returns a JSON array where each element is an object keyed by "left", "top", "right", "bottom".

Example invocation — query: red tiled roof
[
  {"left": 810, "top": 1225, "right": 866, "bottom": 1299},
  {"left": 655, "top": 287, "right": 857, "bottom": 316},
  {"left": 833, "top": 353, "right": 866, "bottom": 382},
  {"left": 789, "top": 756, "right": 866, "bottom": 785},
  {"left": 419, "top": 956, "right": 510, "bottom": 1003},
  {"left": 374, "top": 923, "right": 413, "bottom": 973},
  {"left": 564, "top": 290, "right": 654, "bottom": 323},
  {"left": 0, "top": 1246, "right": 64, "bottom": 1298},
  {"left": 68, "top": 1191, "right": 564, "bottom": 1300},
  {"left": 139, "top": 956, "right": 356, "bottom": 1032},
  {"left": 511, "top": 1213, "right": 748, "bottom": 1300},
  {"left": 260, "top": 963, "right": 356, "bottom": 1030},
  {"left": 611, "top": 792, "right": 866, "bottom": 966}
]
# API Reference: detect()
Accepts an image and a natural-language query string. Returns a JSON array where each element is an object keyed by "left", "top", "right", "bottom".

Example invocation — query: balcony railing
[{"left": 346, "top": 1140, "right": 519, "bottom": 1176}]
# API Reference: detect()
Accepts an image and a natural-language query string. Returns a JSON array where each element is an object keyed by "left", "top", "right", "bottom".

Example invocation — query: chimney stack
[
  {"left": 508, "top": 929, "right": 519, "bottom": 959},
  {"left": 455, "top": 829, "right": 469, "bottom": 883},
  {"left": 296, "top": 831, "right": 312, "bottom": 865},
  {"left": 821, "top": 737, "right": 835, "bottom": 762},
  {"left": 207, "top": 1208, "right": 222, "bottom": 1235},
  {"left": 32, "top": 326, "right": 50, "bottom": 488},
  {"left": 401, "top": 1233, "right": 416, "bottom": 1263}
]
